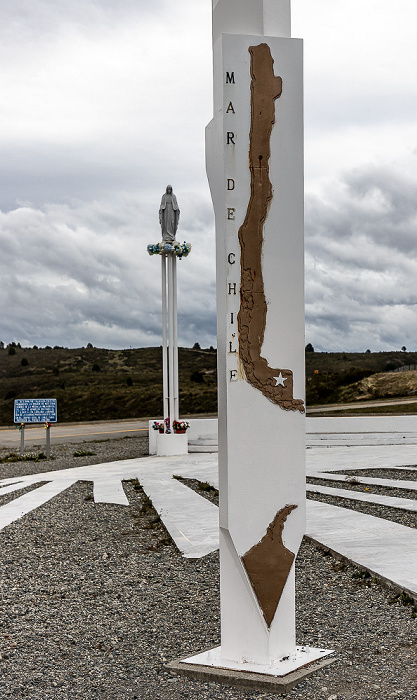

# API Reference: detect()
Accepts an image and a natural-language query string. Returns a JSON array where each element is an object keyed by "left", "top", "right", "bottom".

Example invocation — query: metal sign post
[
  {"left": 19, "top": 424, "right": 25, "bottom": 458},
  {"left": 14, "top": 399, "right": 57, "bottom": 458},
  {"left": 45, "top": 423, "right": 51, "bottom": 459}
]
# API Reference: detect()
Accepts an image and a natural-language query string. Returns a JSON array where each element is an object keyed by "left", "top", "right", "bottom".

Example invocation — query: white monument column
[
  {"left": 147, "top": 187, "right": 192, "bottom": 457},
  {"left": 175, "top": 0, "right": 333, "bottom": 687},
  {"left": 161, "top": 254, "right": 169, "bottom": 419}
]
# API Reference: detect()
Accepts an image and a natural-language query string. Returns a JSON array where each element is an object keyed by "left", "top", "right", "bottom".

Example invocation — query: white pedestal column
[
  {"left": 178, "top": 0, "right": 332, "bottom": 681},
  {"left": 156, "top": 249, "right": 188, "bottom": 455},
  {"left": 214, "top": 32, "right": 306, "bottom": 665},
  {"left": 161, "top": 254, "right": 169, "bottom": 419},
  {"left": 167, "top": 253, "right": 176, "bottom": 425}
]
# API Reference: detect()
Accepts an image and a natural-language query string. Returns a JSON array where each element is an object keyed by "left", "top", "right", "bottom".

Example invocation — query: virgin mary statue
[{"left": 159, "top": 185, "right": 180, "bottom": 242}]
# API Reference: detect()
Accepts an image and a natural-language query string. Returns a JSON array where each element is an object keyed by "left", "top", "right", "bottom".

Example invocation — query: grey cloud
[
  {"left": 5, "top": 159, "right": 417, "bottom": 354},
  {"left": 0, "top": 146, "right": 140, "bottom": 212},
  {"left": 1, "top": 0, "right": 167, "bottom": 37},
  {"left": 0, "top": 190, "right": 216, "bottom": 349},
  {"left": 4, "top": 0, "right": 417, "bottom": 357},
  {"left": 305, "top": 164, "right": 417, "bottom": 351},
  {"left": 305, "top": 84, "right": 417, "bottom": 132},
  {"left": 0, "top": 0, "right": 212, "bottom": 213}
]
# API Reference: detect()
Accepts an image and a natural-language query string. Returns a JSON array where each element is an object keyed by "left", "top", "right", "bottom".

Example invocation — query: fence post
[
  {"left": 20, "top": 424, "right": 25, "bottom": 458},
  {"left": 45, "top": 424, "right": 50, "bottom": 459}
]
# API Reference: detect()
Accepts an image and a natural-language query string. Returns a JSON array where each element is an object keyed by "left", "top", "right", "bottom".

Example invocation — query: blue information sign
[{"left": 14, "top": 398, "right": 57, "bottom": 424}]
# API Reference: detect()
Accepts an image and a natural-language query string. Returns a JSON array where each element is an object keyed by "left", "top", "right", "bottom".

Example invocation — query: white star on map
[{"left": 274, "top": 373, "right": 287, "bottom": 387}]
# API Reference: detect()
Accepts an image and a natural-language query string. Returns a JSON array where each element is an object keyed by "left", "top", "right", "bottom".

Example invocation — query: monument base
[
  {"left": 156, "top": 432, "right": 188, "bottom": 457},
  {"left": 167, "top": 646, "right": 335, "bottom": 693}
]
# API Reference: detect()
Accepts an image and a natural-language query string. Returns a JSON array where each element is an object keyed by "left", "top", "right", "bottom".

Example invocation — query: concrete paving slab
[
  {"left": 307, "top": 444, "right": 417, "bottom": 475},
  {"left": 134, "top": 467, "right": 219, "bottom": 558},
  {"left": 307, "top": 483, "right": 417, "bottom": 512},
  {"left": 177, "top": 461, "right": 219, "bottom": 488},
  {"left": 306, "top": 416, "right": 417, "bottom": 433},
  {"left": 306, "top": 500, "right": 417, "bottom": 597},
  {"left": 93, "top": 477, "right": 129, "bottom": 505},
  {"left": 0, "top": 479, "right": 41, "bottom": 497},
  {"left": 307, "top": 434, "right": 417, "bottom": 447},
  {"left": 309, "top": 472, "right": 417, "bottom": 492},
  {"left": 0, "top": 428, "right": 415, "bottom": 598},
  {"left": 0, "top": 454, "right": 220, "bottom": 557},
  {"left": 0, "top": 479, "right": 78, "bottom": 531}
]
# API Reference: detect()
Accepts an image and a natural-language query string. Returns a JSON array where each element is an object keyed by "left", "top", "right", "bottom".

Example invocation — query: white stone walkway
[
  {"left": 307, "top": 483, "right": 417, "bottom": 513},
  {"left": 307, "top": 444, "right": 417, "bottom": 475},
  {"left": 309, "top": 471, "right": 417, "bottom": 492},
  {"left": 0, "top": 479, "right": 78, "bottom": 531},
  {"left": 0, "top": 456, "right": 219, "bottom": 559},
  {"left": 0, "top": 416, "right": 416, "bottom": 597},
  {"left": 306, "top": 500, "right": 417, "bottom": 597}
]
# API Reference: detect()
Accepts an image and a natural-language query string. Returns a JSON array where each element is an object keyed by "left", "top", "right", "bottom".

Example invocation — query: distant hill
[
  {"left": 0, "top": 346, "right": 217, "bottom": 426},
  {"left": 1, "top": 346, "right": 417, "bottom": 425},
  {"left": 337, "top": 369, "right": 417, "bottom": 404},
  {"left": 305, "top": 350, "right": 417, "bottom": 405}
]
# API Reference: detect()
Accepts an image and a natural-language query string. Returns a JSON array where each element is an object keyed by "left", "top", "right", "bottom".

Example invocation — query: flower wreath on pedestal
[{"left": 147, "top": 241, "right": 191, "bottom": 259}]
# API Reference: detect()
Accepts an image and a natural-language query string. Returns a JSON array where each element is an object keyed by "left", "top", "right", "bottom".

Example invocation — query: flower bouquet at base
[
  {"left": 152, "top": 421, "right": 165, "bottom": 434},
  {"left": 173, "top": 420, "right": 190, "bottom": 434}
]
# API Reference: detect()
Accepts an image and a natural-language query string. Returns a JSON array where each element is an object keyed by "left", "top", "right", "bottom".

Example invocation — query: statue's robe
[{"left": 160, "top": 193, "right": 180, "bottom": 241}]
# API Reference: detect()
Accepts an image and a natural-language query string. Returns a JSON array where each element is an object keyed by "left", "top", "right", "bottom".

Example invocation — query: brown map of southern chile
[
  {"left": 242, "top": 505, "right": 297, "bottom": 628},
  {"left": 237, "top": 43, "right": 304, "bottom": 413}
]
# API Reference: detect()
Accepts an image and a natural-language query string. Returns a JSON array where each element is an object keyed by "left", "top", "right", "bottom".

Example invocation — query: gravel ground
[
  {"left": 339, "top": 468, "right": 417, "bottom": 481},
  {"left": 307, "top": 468, "right": 417, "bottom": 528},
  {"left": 307, "top": 475, "right": 417, "bottom": 502},
  {"left": 0, "top": 438, "right": 416, "bottom": 699},
  {"left": 0, "top": 437, "right": 150, "bottom": 479},
  {"left": 307, "top": 489, "right": 417, "bottom": 529}
]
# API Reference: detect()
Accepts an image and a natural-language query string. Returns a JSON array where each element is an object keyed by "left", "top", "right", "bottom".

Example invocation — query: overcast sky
[{"left": 1, "top": 0, "right": 417, "bottom": 352}]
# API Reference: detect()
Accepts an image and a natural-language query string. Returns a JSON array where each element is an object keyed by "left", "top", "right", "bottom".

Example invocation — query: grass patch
[
  {"left": 139, "top": 494, "right": 155, "bottom": 516},
  {"left": 353, "top": 569, "right": 371, "bottom": 580},
  {"left": 129, "top": 487, "right": 173, "bottom": 552},
  {"left": 198, "top": 481, "right": 218, "bottom": 492},
  {"left": 126, "top": 478, "right": 142, "bottom": 492},
  {"left": 388, "top": 591, "right": 417, "bottom": 618},
  {"left": 0, "top": 452, "right": 48, "bottom": 464},
  {"left": 73, "top": 449, "right": 96, "bottom": 457},
  {"left": 173, "top": 475, "right": 219, "bottom": 504}
]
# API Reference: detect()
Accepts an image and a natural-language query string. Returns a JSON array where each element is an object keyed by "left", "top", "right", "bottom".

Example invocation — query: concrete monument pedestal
[
  {"left": 156, "top": 432, "right": 188, "bottom": 457},
  {"left": 168, "top": 648, "right": 334, "bottom": 693}
]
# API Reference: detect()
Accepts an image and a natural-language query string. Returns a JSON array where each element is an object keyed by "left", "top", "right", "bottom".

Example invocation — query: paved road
[
  {"left": 307, "top": 397, "right": 417, "bottom": 413},
  {"left": 0, "top": 420, "right": 149, "bottom": 449},
  {"left": 2, "top": 398, "right": 416, "bottom": 448}
]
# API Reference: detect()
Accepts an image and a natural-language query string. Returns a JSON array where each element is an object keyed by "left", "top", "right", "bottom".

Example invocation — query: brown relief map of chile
[
  {"left": 242, "top": 505, "right": 297, "bottom": 628},
  {"left": 237, "top": 43, "right": 304, "bottom": 413}
]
